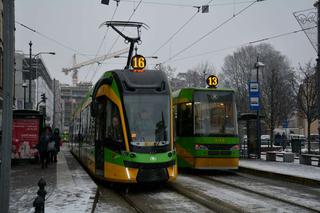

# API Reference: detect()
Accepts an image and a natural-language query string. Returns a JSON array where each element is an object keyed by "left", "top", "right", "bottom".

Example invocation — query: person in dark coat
[
  {"left": 38, "top": 127, "right": 52, "bottom": 168},
  {"left": 52, "top": 128, "right": 61, "bottom": 163}
]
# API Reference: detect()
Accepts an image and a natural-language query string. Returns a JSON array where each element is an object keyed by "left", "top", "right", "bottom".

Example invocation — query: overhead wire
[
  {"left": 152, "top": 0, "right": 214, "bottom": 56},
  {"left": 168, "top": 26, "right": 317, "bottom": 63},
  {"left": 84, "top": 5, "right": 119, "bottom": 80},
  {"left": 89, "top": 0, "right": 143, "bottom": 82},
  {"left": 120, "top": 0, "right": 255, "bottom": 8},
  {"left": 161, "top": 0, "right": 258, "bottom": 64},
  {"left": 16, "top": 21, "right": 93, "bottom": 58}
]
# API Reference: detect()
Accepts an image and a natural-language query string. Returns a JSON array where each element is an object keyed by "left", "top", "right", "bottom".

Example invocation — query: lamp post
[
  {"left": 26, "top": 42, "right": 55, "bottom": 109},
  {"left": 22, "top": 82, "right": 27, "bottom": 109},
  {"left": 34, "top": 52, "right": 55, "bottom": 105},
  {"left": 254, "top": 57, "right": 265, "bottom": 159},
  {"left": 203, "top": 70, "right": 207, "bottom": 88}
]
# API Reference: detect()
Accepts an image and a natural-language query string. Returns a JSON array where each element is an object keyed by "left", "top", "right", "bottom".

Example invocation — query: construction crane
[{"left": 62, "top": 47, "right": 129, "bottom": 85}]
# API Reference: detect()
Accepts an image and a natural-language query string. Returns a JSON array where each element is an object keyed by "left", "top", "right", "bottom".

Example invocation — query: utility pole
[
  {"left": 254, "top": 56, "right": 264, "bottom": 159},
  {"left": 316, "top": 1, "right": 320, "bottom": 153},
  {"left": 28, "top": 41, "right": 32, "bottom": 109},
  {"left": 0, "top": 0, "right": 15, "bottom": 212},
  {"left": 256, "top": 57, "right": 261, "bottom": 159},
  {"left": 203, "top": 70, "right": 206, "bottom": 88}
]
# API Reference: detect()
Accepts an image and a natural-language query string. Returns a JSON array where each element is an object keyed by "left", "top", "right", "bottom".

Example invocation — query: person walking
[
  {"left": 38, "top": 127, "right": 52, "bottom": 168},
  {"left": 52, "top": 128, "right": 61, "bottom": 163}
]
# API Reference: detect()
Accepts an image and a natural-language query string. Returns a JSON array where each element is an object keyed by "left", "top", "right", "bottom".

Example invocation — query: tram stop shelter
[{"left": 238, "top": 113, "right": 264, "bottom": 159}]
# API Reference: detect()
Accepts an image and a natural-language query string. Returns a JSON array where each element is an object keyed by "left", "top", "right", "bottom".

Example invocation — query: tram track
[
  {"left": 96, "top": 183, "right": 214, "bottom": 213},
  {"left": 174, "top": 174, "right": 316, "bottom": 212},
  {"left": 197, "top": 174, "right": 320, "bottom": 212}
]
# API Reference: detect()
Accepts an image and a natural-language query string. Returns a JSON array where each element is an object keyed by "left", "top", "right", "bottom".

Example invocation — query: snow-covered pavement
[
  {"left": 10, "top": 145, "right": 97, "bottom": 213},
  {"left": 240, "top": 159, "right": 320, "bottom": 182}
]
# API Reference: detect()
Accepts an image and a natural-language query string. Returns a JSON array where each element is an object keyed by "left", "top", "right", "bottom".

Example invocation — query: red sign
[{"left": 12, "top": 119, "right": 40, "bottom": 159}]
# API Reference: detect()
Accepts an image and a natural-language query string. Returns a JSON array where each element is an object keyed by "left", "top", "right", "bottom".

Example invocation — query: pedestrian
[
  {"left": 281, "top": 133, "right": 287, "bottom": 150},
  {"left": 275, "top": 133, "right": 281, "bottom": 146},
  {"left": 37, "top": 126, "right": 52, "bottom": 168},
  {"left": 52, "top": 128, "right": 61, "bottom": 163}
]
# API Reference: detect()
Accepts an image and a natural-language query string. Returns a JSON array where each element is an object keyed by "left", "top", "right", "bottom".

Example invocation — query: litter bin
[{"left": 291, "top": 139, "right": 301, "bottom": 154}]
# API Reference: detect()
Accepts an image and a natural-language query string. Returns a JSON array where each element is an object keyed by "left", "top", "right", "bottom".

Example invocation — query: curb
[{"left": 238, "top": 166, "right": 320, "bottom": 187}]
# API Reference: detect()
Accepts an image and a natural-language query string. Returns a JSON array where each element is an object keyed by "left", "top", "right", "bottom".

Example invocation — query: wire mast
[{"left": 99, "top": 21, "right": 149, "bottom": 69}]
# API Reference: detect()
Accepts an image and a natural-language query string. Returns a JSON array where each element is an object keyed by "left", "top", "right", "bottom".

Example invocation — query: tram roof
[{"left": 173, "top": 87, "right": 235, "bottom": 100}]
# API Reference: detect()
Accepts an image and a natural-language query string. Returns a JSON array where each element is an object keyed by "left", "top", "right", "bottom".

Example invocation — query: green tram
[
  {"left": 173, "top": 88, "right": 239, "bottom": 169},
  {"left": 70, "top": 69, "right": 177, "bottom": 183}
]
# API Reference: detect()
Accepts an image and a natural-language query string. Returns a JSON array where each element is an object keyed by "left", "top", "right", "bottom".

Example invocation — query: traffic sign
[{"left": 249, "top": 81, "right": 260, "bottom": 111}]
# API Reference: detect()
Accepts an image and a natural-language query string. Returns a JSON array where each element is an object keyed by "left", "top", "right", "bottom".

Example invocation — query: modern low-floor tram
[
  {"left": 173, "top": 88, "right": 240, "bottom": 170},
  {"left": 70, "top": 69, "right": 177, "bottom": 183}
]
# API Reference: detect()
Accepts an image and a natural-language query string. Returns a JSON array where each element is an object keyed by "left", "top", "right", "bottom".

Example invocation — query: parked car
[{"left": 261, "top": 135, "right": 271, "bottom": 146}]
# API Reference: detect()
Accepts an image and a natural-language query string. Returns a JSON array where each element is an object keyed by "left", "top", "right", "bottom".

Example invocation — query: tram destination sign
[
  {"left": 206, "top": 75, "right": 218, "bottom": 88},
  {"left": 131, "top": 55, "right": 146, "bottom": 71}
]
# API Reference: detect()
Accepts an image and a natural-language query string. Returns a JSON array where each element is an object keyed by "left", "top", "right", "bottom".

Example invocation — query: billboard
[{"left": 12, "top": 118, "right": 40, "bottom": 159}]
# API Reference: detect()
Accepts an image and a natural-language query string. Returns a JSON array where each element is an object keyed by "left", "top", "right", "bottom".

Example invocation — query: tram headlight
[
  {"left": 230, "top": 145, "right": 240, "bottom": 150},
  {"left": 168, "top": 152, "right": 173, "bottom": 158},
  {"left": 129, "top": 153, "right": 136, "bottom": 158},
  {"left": 195, "top": 144, "right": 208, "bottom": 150}
]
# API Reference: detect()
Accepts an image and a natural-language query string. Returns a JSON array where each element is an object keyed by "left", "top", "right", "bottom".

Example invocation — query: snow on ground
[
  {"left": 240, "top": 159, "right": 320, "bottom": 181},
  {"left": 9, "top": 146, "right": 97, "bottom": 213},
  {"left": 176, "top": 175, "right": 309, "bottom": 212},
  {"left": 208, "top": 175, "right": 320, "bottom": 210}
]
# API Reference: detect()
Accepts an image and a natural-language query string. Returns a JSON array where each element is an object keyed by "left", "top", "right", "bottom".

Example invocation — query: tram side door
[{"left": 95, "top": 98, "right": 106, "bottom": 176}]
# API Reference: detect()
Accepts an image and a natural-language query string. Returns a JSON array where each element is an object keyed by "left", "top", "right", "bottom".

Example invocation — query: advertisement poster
[{"left": 12, "top": 118, "right": 40, "bottom": 159}]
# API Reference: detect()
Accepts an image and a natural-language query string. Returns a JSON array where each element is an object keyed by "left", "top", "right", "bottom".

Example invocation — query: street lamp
[
  {"left": 203, "top": 70, "right": 207, "bottom": 88},
  {"left": 254, "top": 57, "right": 265, "bottom": 159},
  {"left": 27, "top": 40, "right": 55, "bottom": 109},
  {"left": 34, "top": 52, "right": 56, "bottom": 105},
  {"left": 22, "top": 82, "right": 27, "bottom": 109}
]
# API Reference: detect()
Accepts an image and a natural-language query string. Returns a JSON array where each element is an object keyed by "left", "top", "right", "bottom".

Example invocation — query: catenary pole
[
  {"left": 0, "top": 0, "right": 15, "bottom": 212},
  {"left": 316, "top": 1, "right": 320, "bottom": 153}
]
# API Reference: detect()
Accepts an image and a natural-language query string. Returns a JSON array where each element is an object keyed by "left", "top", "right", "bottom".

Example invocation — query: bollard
[
  {"left": 33, "top": 178, "right": 47, "bottom": 213},
  {"left": 33, "top": 196, "right": 44, "bottom": 213}
]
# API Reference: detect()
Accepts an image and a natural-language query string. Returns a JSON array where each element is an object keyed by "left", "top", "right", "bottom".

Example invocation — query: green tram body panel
[
  {"left": 173, "top": 88, "right": 240, "bottom": 169},
  {"left": 70, "top": 69, "right": 177, "bottom": 183}
]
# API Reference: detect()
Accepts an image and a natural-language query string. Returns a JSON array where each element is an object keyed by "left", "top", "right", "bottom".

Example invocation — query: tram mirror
[{"left": 91, "top": 100, "right": 99, "bottom": 117}]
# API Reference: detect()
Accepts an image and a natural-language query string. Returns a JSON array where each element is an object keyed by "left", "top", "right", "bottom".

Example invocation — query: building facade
[
  {"left": 53, "top": 79, "right": 63, "bottom": 131},
  {"left": 60, "top": 82, "right": 92, "bottom": 131},
  {"left": 0, "top": 0, "right": 3, "bottom": 136},
  {"left": 14, "top": 52, "right": 54, "bottom": 125}
]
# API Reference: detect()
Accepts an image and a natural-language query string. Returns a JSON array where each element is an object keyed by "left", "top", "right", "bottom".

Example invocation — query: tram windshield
[
  {"left": 124, "top": 95, "right": 171, "bottom": 153},
  {"left": 194, "top": 91, "right": 237, "bottom": 136}
]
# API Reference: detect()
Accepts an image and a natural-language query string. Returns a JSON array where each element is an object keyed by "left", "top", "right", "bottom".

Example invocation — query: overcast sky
[{"left": 15, "top": 0, "right": 316, "bottom": 85}]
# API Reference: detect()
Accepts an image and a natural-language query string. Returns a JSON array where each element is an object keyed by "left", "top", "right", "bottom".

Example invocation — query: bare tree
[
  {"left": 222, "top": 43, "right": 296, "bottom": 143},
  {"left": 296, "top": 62, "right": 317, "bottom": 153}
]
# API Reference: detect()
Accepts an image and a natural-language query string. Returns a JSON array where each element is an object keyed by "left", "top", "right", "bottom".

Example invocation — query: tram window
[
  {"left": 194, "top": 91, "right": 236, "bottom": 136},
  {"left": 95, "top": 97, "right": 107, "bottom": 141},
  {"left": 176, "top": 103, "right": 193, "bottom": 137},
  {"left": 105, "top": 101, "right": 123, "bottom": 144}
]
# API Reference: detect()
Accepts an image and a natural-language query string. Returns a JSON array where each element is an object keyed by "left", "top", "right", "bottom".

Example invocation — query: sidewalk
[
  {"left": 10, "top": 145, "right": 97, "bottom": 213},
  {"left": 240, "top": 159, "right": 320, "bottom": 184}
]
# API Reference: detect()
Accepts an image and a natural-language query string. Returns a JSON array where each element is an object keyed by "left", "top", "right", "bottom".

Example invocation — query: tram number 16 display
[
  {"left": 131, "top": 55, "right": 146, "bottom": 70},
  {"left": 206, "top": 75, "right": 218, "bottom": 88}
]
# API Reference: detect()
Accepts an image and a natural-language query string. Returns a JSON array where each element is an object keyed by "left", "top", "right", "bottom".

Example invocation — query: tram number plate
[{"left": 208, "top": 150, "right": 231, "bottom": 155}]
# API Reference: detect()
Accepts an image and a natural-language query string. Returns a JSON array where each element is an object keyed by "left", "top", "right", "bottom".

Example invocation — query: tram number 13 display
[
  {"left": 131, "top": 55, "right": 146, "bottom": 70},
  {"left": 206, "top": 75, "right": 218, "bottom": 88}
]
